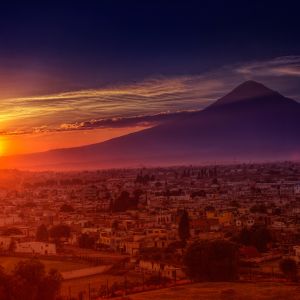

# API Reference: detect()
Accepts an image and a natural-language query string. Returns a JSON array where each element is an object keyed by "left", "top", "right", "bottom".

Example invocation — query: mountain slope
[{"left": 2, "top": 81, "right": 300, "bottom": 170}]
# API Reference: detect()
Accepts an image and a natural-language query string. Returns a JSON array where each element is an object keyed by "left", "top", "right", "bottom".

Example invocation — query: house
[
  {"left": 122, "top": 240, "right": 141, "bottom": 256},
  {"left": 294, "top": 184, "right": 300, "bottom": 195},
  {"left": 0, "top": 236, "right": 12, "bottom": 251},
  {"left": 293, "top": 245, "right": 300, "bottom": 263},
  {"left": 138, "top": 259, "right": 185, "bottom": 279},
  {"left": 15, "top": 241, "right": 56, "bottom": 255},
  {"left": 236, "top": 217, "right": 255, "bottom": 228},
  {"left": 218, "top": 211, "right": 233, "bottom": 226}
]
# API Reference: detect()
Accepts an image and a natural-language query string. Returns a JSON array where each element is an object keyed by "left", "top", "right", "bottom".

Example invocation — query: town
[{"left": 0, "top": 162, "right": 300, "bottom": 299}]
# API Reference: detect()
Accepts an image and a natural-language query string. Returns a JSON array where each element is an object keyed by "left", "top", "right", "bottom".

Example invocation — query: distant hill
[{"left": 2, "top": 80, "right": 300, "bottom": 170}]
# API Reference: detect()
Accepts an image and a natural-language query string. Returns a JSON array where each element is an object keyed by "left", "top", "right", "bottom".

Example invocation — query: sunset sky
[{"left": 0, "top": 1, "right": 300, "bottom": 155}]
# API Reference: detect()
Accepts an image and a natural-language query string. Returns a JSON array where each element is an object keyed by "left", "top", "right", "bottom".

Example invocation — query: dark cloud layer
[{"left": 1, "top": 56, "right": 300, "bottom": 136}]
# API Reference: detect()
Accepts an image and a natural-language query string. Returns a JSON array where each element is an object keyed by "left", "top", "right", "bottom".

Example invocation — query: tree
[
  {"left": 249, "top": 225, "right": 272, "bottom": 252},
  {"left": 78, "top": 233, "right": 95, "bottom": 249},
  {"left": 111, "top": 220, "right": 120, "bottom": 232},
  {"left": 36, "top": 224, "right": 49, "bottom": 242},
  {"left": 250, "top": 204, "right": 267, "bottom": 214},
  {"left": 145, "top": 275, "right": 171, "bottom": 286},
  {"left": 0, "top": 266, "right": 10, "bottom": 300},
  {"left": 235, "top": 225, "right": 272, "bottom": 252},
  {"left": 112, "top": 191, "right": 139, "bottom": 212},
  {"left": 3, "top": 227, "right": 23, "bottom": 236},
  {"left": 10, "top": 259, "right": 62, "bottom": 300},
  {"left": 4, "top": 259, "right": 62, "bottom": 300},
  {"left": 49, "top": 224, "right": 71, "bottom": 241},
  {"left": 60, "top": 204, "right": 74, "bottom": 213},
  {"left": 236, "top": 228, "right": 251, "bottom": 246},
  {"left": 178, "top": 210, "right": 190, "bottom": 244},
  {"left": 280, "top": 258, "right": 298, "bottom": 281},
  {"left": 184, "top": 240, "right": 239, "bottom": 281},
  {"left": 38, "top": 269, "right": 62, "bottom": 300}
]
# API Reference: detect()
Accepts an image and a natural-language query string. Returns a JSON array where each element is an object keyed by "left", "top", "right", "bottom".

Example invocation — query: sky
[{"left": 0, "top": 1, "right": 300, "bottom": 155}]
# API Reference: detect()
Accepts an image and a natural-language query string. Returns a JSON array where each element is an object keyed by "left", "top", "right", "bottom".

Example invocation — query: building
[
  {"left": 15, "top": 241, "right": 56, "bottom": 255},
  {"left": 0, "top": 236, "right": 12, "bottom": 251}
]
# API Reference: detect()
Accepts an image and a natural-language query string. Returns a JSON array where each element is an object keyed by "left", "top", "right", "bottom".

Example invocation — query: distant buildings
[
  {"left": 1, "top": 162, "right": 300, "bottom": 278},
  {"left": 15, "top": 241, "right": 56, "bottom": 255}
]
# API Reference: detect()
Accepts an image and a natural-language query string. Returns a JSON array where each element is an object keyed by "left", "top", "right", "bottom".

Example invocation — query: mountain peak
[
  {"left": 211, "top": 80, "right": 278, "bottom": 108},
  {"left": 233, "top": 80, "right": 275, "bottom": 95}
]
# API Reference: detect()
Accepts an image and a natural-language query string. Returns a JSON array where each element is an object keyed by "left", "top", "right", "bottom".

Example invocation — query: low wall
[{"left": 62, "top": 264, "right": 112, "bottom": 280}]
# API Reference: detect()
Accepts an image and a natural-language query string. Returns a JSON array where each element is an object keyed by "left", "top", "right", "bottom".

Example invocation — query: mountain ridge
[{"left": 1, "top": 81, "right": 300, "bottom": 170}]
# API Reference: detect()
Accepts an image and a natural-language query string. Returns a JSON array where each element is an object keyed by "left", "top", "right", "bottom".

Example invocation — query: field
[
  {"left": 61, "top": 271, "right": 145, "bottom": 298},
  {"left": 0, "top": 255, "right": 132, "bottom": 298},
  {"left": 120, "top": 282, "right": 300, "bottom": 300},
  {"left": 0, "top": 256, "right": 91, "bottom": 273}
]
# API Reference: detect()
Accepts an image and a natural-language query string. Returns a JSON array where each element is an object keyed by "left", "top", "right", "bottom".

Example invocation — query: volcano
[{"left": 2, "top": 80, "right": 300, "bottom": 170}]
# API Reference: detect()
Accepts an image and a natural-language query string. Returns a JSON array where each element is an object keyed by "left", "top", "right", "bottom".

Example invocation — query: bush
[
  {"left": 49, "top": 224, "right": 71, "bottom": 240},
  {"left": 279, "top": 258, "right": 298, "bottom": 281},
  {"left": 78, "top": 233, "right": 95, "bottom": 249},
  {"left": 145, "top": 275, "right": 171, "bottom": 286},
  {"left": 184, "top": 240, "right": 239, "bottom": 281},
  {"left": 234, "top": 225, "right": 272, "bottom": 252},
  {"left": 36, "top": 224, "right": 49, "bottom": 242},
  {"left": 0, "top": 259, "right": 62, "bottom": 300}
]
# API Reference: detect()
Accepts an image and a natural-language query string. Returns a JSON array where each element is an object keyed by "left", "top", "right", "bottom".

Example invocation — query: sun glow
[
  {"left": 0, "top": 126, "right": 147, "bottom": 156},
  {"left": 0, "top": 138, "right": 6, "bottom": 156}
]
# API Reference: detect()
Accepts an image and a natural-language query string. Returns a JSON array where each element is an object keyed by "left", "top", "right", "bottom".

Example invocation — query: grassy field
[
  {"left": 0, "top": 255, "right": 143, "bottom": 298},
  {"left": 61, "top": 272, "right": 143, "bottom": 298},
  {"left": 119, "top": 282, "right": 300, "bottom": 300},
  {"left": 0, "top": 256, "right": 90, "bottom": 273}
]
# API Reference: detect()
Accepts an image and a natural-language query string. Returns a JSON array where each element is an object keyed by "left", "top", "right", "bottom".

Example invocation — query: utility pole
[
  {"left": 124, "top": 275, "right": 128, "bottom": 295},
  {"left": 174, "top": 269, "right": 177, "bottom": 286},
  {"left": 106, "top": 279, "right": 109, "bottom": 297},
  {"left": 142, "top": 271, "right": 145, "bottom": 291}
]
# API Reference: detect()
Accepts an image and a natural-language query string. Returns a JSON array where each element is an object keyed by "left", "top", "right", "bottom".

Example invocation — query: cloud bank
[{"left": 1, "top": 55, "right": 300, "bottom": 136}]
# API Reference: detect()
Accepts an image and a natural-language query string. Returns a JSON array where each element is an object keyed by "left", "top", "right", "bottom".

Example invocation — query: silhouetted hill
[{"left": 2, "top": 81, "right": 300, "bottom": 170}]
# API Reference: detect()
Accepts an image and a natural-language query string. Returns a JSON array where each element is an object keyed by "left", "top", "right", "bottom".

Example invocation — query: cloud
[
  {"left": 1, "top": 55, "right": 300, "bottom": 136},
  {"left": 236, "top": 56, "right": 300, "bottom": 77},
  {"left": 0, "top": 76, "right": 226, "bottom": 134},
  {"left": 59, "top": 110, "right": 197, "bottom": 131}
]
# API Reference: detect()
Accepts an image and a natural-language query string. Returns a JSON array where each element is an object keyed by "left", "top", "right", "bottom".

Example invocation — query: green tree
[
  {"left": 235, "top": 225, "right": 272, "bottom": 252},
  {"left": 178, "top": 210, "right": 190, "bottom": 244},
  {"left": 3, "top": 227, "right": 23, "bottom": 236},
  {"left": 236, "top": 227, "right": 251, "bottom": 246},
  {"left": 280, "top": 258, "right": 298, "bottom": 281},
  {"left": 38, "top": 269, "right": 62, "bottom": 300},
  {"left": 36, "top": 224, "right": 49, "bottom": 242},
  {"left": 60, "top": 204, "right": 74, "bottom": 213},
  {"left": 0, "top": 266, "right": 11, "bottom": 300},
  {"left": 250, "top": 225, "right": 272, "bottom": 252},
  {"left": 184, "top": 240, "right": 239, "bottom": 281},
  {"left": 112, "top": 191, "right": 139, "bottom": 212},
  {"left": 49, "top": 224, "right": 71, "bottom": 240},
  {"left": 78, "top": 233, "right": 95, "bottom": 249},
  {"left": 10, "top": 259, "right": 62, "bottom": 300}
]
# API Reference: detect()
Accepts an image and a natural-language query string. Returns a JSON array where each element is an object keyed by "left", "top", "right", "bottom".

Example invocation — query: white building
[
  {"left": 294, "top": 184, "right": 300, "bottom": 195},
  {"left": 0, "top": 236, "right": 12, "bottom": 251},
  {"left": 15, "top": 241, "right": 56, "bottom": 255},
  {"left": 138, "top": 260, "right": 185, "bottom": 279},
  {"left": 293, "top": 245, "right": 300, "bottom": 263}
]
